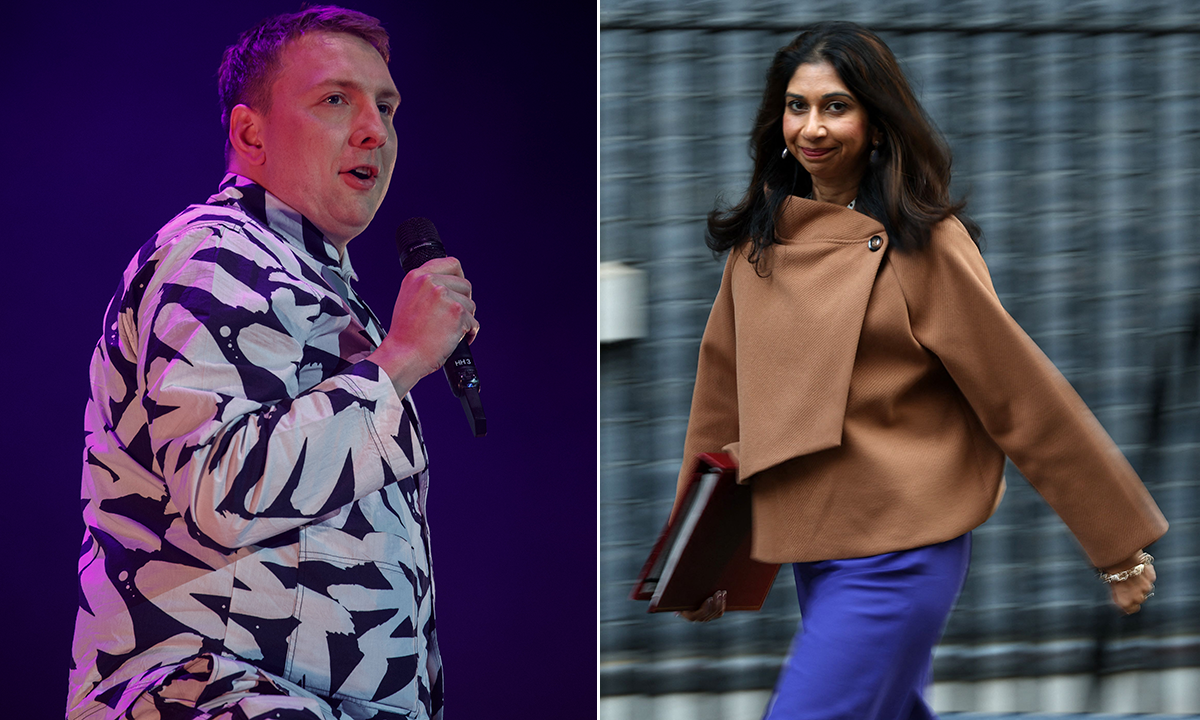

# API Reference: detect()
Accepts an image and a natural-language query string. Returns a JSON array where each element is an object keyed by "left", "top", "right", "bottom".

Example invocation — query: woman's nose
[{"left": 802, "top": 112, "right": 825, "bottom": 139}]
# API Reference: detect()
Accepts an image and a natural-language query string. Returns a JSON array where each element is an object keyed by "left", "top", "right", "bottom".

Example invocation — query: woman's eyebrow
[{"left": 785, "top": 91, "right": 854, "bottom": 100}]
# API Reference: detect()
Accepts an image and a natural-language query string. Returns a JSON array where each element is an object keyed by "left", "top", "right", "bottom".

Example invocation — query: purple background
[{"left": 1, "top": 1, "right": 596, "bottom": 716}]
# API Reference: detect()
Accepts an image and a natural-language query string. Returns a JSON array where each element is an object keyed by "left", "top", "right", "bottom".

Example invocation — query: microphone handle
[
  {"left": 397, "top": 234, "right": 486, "bottom": 437},
  {"left": 444, "top": 338, "right": 485, "bottom": 437}
]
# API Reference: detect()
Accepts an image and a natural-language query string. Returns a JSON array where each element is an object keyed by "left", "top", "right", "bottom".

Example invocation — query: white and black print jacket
[{"left": 68, "top": 174, "right": 442, "bottom": 720}]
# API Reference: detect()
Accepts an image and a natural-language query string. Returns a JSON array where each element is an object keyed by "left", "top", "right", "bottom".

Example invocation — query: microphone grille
[{"left": 396, "top": 217, "right": 446, "bottom": 272}]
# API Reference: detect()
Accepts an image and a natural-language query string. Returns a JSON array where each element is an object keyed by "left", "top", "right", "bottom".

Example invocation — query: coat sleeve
[
  {"left": 888, "top": 220, "right": 1167, "bottom": 568},
  {"left": 117, "top": 223, "right": 421, "bottom": 550},
  {"left": 673, "top": 251, "right": 742, "bottom": 519}
]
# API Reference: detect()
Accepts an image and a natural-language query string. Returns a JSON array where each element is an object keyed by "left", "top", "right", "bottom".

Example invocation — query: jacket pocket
[{"left": 284, "top": 506, "right": 421, "bottom": 712}]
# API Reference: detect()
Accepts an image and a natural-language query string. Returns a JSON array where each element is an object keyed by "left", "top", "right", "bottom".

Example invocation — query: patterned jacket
[{"left": 68, "top": 174, "right": 442, "bottom": 719}]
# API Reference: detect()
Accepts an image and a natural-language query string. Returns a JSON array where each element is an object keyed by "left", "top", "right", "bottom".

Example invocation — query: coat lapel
[{"left": 729, "top": 197, "right": 888, "bottom": 480}]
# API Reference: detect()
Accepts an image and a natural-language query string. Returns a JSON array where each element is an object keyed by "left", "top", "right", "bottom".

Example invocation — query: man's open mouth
[{"left": 348, "top": 167, "right": 375, "bottom": 180}]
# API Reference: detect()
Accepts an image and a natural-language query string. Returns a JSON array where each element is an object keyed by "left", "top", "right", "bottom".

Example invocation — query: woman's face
[{"left": 782, "top": 61, "right": 873, "bottom": 189}]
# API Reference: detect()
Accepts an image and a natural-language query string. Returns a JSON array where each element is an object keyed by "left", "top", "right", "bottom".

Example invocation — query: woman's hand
[
  {"left": 1103, "top": 553, "right": 1157, "bottom": 615},
  {"left": 677, "top": 590, "right": 726, "bottom": 622}
]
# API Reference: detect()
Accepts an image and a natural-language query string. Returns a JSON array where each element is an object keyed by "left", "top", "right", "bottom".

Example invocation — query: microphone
[{"left": 395, "top": 217, "right": 486, "bottom": 437}]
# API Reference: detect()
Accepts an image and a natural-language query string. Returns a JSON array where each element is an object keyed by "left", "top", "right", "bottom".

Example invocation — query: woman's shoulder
[
  {"left": 889, "top": 214, "right": 994, "bottom": 297},
  {"left": 896, "top": 214, "right": 983, "bottom": 263},
  {"left": 927, "top": 214, "right": 979, "bottom": 253}
]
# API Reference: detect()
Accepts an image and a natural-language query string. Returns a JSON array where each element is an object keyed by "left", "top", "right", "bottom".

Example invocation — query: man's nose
[{"left": 352, "top": 106, "right": 389, "bottom": 149}]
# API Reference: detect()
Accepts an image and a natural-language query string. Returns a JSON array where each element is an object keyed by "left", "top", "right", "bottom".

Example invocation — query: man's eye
[
  {"left": 324, "top": 95, "right": 345, "bottom": 105},
  {"left": 378, "top": 104, "right": 394, "bottom": 116}
]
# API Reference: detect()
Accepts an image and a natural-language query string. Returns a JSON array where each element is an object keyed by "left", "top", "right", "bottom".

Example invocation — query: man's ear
[{"left": 229, "top": 104, "right": 266, "bottom": 166}]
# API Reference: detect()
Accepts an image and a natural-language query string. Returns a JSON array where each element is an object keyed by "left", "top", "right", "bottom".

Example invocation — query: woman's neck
[{"left": 810, "top": 175, "right": 860, "bottom": 208}]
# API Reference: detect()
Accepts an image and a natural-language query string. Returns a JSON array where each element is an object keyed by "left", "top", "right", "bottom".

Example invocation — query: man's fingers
[
  {"left": 403, "top": 266, "right": 477, "bottom": 324},
  {"left": 408, "top": 266, "right": 472, "bottom": 298},
  {"left": 418, "top": 255, "right": 465, "bottom": 278},
  {"left": 432, "top": 274, "right": 472, "bottom": 299},
  {"left": 374, "top": 253, "right": 481, "bottom": 394}
]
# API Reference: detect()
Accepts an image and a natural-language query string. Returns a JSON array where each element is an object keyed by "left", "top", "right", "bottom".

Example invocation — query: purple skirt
[{"left": 763, "top": 533, "right": 972, "bottom": 720}]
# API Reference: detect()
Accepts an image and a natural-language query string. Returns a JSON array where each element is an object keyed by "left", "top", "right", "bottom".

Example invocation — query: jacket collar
[
  {"left": 207, "top": 173, "right": 358, "bottom": 282},
  {"left": 775, "top": 196, "right": 887, "bottom": 245}
]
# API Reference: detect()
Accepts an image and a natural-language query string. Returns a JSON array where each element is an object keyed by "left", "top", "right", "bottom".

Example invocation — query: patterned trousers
[
  {"left": 762, "top": 533, "right": 972, "bottom": 720},
  {"left": 125, "top": 655, "right": 366, "bottom": 720}
]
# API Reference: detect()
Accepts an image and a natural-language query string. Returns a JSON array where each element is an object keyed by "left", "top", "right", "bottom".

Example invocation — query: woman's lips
[{"left": 800, "top": 147, "right": 833, "bottom": 159}]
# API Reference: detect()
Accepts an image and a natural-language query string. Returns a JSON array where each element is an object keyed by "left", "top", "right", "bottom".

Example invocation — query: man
[{"left": 67, "top": 7, "right": 474, "bottom": 719}]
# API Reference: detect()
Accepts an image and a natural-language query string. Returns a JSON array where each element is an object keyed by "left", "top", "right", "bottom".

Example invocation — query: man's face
[{"left": 256, "top": 32, "right": 399, "bottom": 248}]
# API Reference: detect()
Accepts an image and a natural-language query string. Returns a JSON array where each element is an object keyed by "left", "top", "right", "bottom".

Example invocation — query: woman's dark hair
[{"left": 707, "top": 21, "right": 980, "bottom": 266}]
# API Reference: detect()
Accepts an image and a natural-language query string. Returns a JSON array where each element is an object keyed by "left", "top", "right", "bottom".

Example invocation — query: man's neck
[{"left": 223, "top": 165, "right": 349, "bottom": 259}]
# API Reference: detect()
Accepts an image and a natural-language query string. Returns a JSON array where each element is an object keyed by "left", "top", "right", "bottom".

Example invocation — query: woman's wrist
[
  {"left": 1098, "top": 550, "right": 1153, "bottom": 584},
  {"left": 1101, "top": 551, "right": 1144, "bottom": 574}
]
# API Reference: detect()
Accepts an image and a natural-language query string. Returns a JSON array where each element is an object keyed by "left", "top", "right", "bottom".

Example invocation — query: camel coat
[{"left": 676, "top": 196, "right": 1167, "bottom": 568}]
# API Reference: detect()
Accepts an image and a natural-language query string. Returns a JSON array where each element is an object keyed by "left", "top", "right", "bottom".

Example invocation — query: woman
[{"left": 672, "top": 22, "right": 1167, "bottom": 719}]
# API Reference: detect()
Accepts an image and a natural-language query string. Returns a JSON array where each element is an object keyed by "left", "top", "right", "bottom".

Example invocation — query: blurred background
[{"left": 600, "top": 0, "right": 1200, "bottom": 716}]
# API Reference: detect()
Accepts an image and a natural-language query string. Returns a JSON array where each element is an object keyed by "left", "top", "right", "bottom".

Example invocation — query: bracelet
[{"left": 1098, "top": 552, "right": 1154, "bottom": 584}]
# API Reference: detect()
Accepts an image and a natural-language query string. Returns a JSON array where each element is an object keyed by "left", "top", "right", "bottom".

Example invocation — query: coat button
[{"left": 868, "top": 235, "right": 883, "bottom": 251}]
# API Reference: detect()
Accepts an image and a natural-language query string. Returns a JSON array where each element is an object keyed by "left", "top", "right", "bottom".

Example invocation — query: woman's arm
[
  {"left": 674, "top": 252, "right": 742, "bottom": 518},
  {"left": 888, "top": 219, "right": 1168, "bottom": 572}
]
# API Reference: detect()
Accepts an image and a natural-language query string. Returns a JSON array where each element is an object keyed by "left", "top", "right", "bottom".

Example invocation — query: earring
[
  {"left": 869, "top": 141, "right": 881, "bottom": 165},
  {"left": 781, "top": 147, "right": 789, "bottom": 159}
]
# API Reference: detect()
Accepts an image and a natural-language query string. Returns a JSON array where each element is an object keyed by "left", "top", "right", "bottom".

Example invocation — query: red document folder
[{"left": 630, "top": 452, "right": 781, "bottom": 613}]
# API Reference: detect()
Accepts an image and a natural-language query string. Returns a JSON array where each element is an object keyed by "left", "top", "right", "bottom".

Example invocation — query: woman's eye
[
  {"left": 827, "top": 101, "right": 847, "bottom": 113},
  {"left": 787, "top": 100, "right": 806, "bottom": 112}
]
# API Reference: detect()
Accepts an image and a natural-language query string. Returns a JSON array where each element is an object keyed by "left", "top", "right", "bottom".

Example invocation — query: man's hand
[{"left": 368, "top": 256, "right": 478, "bottom": 398}]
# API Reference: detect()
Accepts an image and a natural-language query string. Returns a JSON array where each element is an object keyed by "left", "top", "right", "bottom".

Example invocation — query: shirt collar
[{"left": 208, "top": 173, "right": 358, "bottom": 281}]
